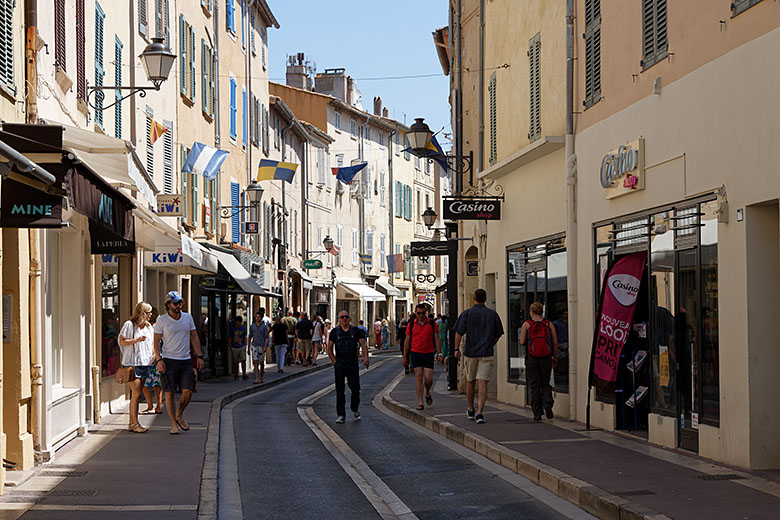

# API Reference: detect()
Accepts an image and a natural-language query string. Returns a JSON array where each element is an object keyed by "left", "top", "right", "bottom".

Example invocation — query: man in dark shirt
[
  {"left": 454, "top": 288, "right": 504, "bottom": 424},
  {"left": 296, "top": 312, "right": 315, "bottom": 366},
  {"left": 271, "top": 316, "right": 290, "bottom": 374},
  {"left": 327, "top": 310, "right": 369, "bottom": 423}
]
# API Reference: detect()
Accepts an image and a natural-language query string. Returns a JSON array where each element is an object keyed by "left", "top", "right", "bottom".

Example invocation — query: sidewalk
[
  {"left": 384, "top": 371, "right": 780, "bottom": 520},
  {"left": 0, "top": 357, "right": 331, "bottom": 520}
]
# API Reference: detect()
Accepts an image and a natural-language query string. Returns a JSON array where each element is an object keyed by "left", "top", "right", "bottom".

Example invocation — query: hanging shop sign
[
  {"left": 410, "top": 241, "right": 448, "bottom": 257},
  {"left": 244, "top": 221, "right": 259, "bottom": 234},
  {"left": 600, "top": 139, "right": 645, "bottom": 199},
  {"left": 417, "top": 256, "right": 431, "bottom": 271},
  {"left": 303, "top": 259, "right": 323, "bottom": 269},
  {"left": 467, "top": 261, "right": 479, "bottom": 276},
  {"left": 416, "top": 274, "right": 437, "bottom": 283},
  {"left": 442, "top": 198, "right": 501, "bottom": 221},
  {"left": 90, "top": 220, "right": 134, "bottom": 254},
  {"left": 0, "top": 179, "right": 63, "bottom": 228},
  {"left": 156, "top": 194, "right": 183, "bottom": 216}
]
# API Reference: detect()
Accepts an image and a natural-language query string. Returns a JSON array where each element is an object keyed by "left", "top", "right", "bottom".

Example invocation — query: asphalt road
[{"left": 227, "top": 356, "right": 590, "bottom": 520}]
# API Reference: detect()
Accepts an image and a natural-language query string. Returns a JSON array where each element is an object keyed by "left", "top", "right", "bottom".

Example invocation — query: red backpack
[{"left": 526, "top": 319, "right": 552, "bottom": 358}]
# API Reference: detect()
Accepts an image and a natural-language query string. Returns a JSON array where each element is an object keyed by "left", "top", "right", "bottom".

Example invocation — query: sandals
[
  {"left": 128, "top": 423, "right": 148, "bottom": 433},
  {"left": 141, "top": 409, "right": 156, "bottom": 415},
  {"left": 416, "top": 404, "right": 425, "bottom": 410},
  {"left": 425, "top": 394, "right": 433, "bottom": 406},
  {"left": 175, "top": 418, "right": 190, "bottom": 431}
]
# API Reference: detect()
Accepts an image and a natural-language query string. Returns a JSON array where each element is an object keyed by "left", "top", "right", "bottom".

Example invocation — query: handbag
[{"left": 114, "top": 323, "right": 137, "bottom": 384}]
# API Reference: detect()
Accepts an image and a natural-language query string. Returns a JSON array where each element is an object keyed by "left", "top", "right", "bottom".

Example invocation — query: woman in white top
[
  {"left": 119, "top": 302, "right": 157, "bottom": 433},
  {"left": 312, "top": 316, "right": 324, "bottom": 363}
]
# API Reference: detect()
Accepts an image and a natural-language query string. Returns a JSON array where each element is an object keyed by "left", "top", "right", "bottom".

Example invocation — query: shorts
[
  {"left": 231, "top": 346, "right": 247, "bottom": 364},
  {"left": 161, "top": 358, "right": 196, "bottom": 393},
  {"left": 250, "top": 344, "right": 266, "bottom": 362},
  {"left": 298, "top": 339, "right": 312, "bottom": 355},
  {"left": 410, "top": 351, "right": 435, "bottom": 370},
  {"left": 463, "top": 355, "right": 494, "bottom": 382},
  {"left": 134, "top": 365, "right": 151, "bottom": 380}
]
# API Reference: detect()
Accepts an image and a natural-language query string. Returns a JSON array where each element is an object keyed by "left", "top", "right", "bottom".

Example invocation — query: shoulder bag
[{"left": 114, "top": 323, "right": 136, "bottom": 384}]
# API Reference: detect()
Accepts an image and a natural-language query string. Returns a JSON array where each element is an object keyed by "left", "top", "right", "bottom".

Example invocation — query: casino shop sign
[{"left": 600, "top": 139, "right": 645, "bottom": 199}]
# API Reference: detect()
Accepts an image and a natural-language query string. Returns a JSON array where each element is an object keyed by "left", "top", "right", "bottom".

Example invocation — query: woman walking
[
  {"left": 142, "top": 307, "right": 163, "bottom": 414},
  {"left": 381, "top": 319, "right": 389, "bottom": 350},
  {"left": 312, "top": 315, "right": 324, "bottom": 365},
  {"left": 118, "top": 302, "right": 157, "bottom": 433}
]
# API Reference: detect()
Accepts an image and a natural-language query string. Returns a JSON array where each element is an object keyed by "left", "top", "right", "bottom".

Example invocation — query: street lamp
[
  {"left": 407, "top": 117, "right": 473, "bottom": 177},
  {"left": 422, "top": 207, "right": 438, "bottom": 229},
  {"left": 87, "top": 37, "right": 176, "bottom": 111},
  {"left": 322, "top": 235, "right": 335, "bottom": 251},
  {"left": 219, "top": 183, "right": 264, "bottom": 219}
]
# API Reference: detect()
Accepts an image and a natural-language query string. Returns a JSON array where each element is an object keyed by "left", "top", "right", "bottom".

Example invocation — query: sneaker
[
  {"left": 466, "top": 408, "right": 476, "bottom": 421},
  {"left": 335, "top": 416, "right": 346, "bottom": 424},
  {"left": 353, "top": 412, "right": 361, "bottom": 421},
  {"left": 545, "top": 409, "right": 554, "bottom": 420},
  {"left": 475, "top": 414, "right": 485, "bottom": 424}
]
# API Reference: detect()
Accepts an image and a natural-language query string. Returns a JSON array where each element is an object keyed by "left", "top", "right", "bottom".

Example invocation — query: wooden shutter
[
  {"left": 138, "top": 0, "right": 148, "bottom": 37},
  {"left": 488, "top": 72, "right": 497, "bottom": 165},
  {"left": 732, "top": 0, "right": 763, "bottom": 16},
  {"left": 242, "top": 88, "right": 247, "bottom": 147},
  {"left": 250, "top": 10, "right": 256, "bottom": 54},
  {"left": 192, "top": 167, "right": 198, "bottom": 226},
  {"left": 641, "top": 0, "right": 668, "bottom": 70},
  {"left": 201, "top": 39, "right": 207, "bottom": 113},
  {"left": 189, "top": 24, "right": 196, "bottom": 101},
  {"left": 226, "top": 0, "right": 234, "bottom": 33},
  {"left": 145, "top": 106, "right": 154, "bottom": 177},
  {"left": 179, "top": 14, "right": 186, "bottom": 95},
  {"left": 229, "top": 78, "right": 237, "bottom": 139},
  {"left": 114, "top": 38, "right": 123, "bottom": 139},
  {"left": 584, "top": 0, "right": 602, "bottom": 109},
  {"left": 164, "top": 0, "right": 170, "bottom": 45},
  {"left": 209, "top": 47, "right": 216, "bottom": 116},
  {"left": 94, "top": 3, "right": 105, "bottom": 126},
  {"left": 55, "top": 0, "right": 66, "bottom": 71},
  {"left": 528, "top": 33, "right": 541, "bottom": 142},
  {"left": 154, "top": 0, "right": 163, "bottom": 38},
  {"left": 163, "top": 121, "right": 173, "bottom": 194},
  {"left": 0, "top": 0, "right": 13, "bottom": 93},
  {"left": 231, "top": 182, "right": 240, "bottom": 243},
  {"left": 76, "top": 0, "right": 85, "bottom": 99},
  {"left": 181, "top": 145, "right": 189, "bottom": 224}
]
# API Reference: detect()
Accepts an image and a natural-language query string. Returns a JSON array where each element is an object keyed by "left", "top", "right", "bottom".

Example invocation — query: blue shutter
[
  {"left": 226, "top": 0, "right": 234, "bottom": 33},
  {"left": 241, "top": 88, "right": 247, "bottom": 147},
  {"left": 229, "top": 78, "right": 237, "bottom": 139},
  {"left": 240, "top": 191, "right": 245, "bottom": 245},
  {"left": 240, "top": 0, "right": 245, "bottom": 47},
  {"left": 231, "top": 182, "right": 240, "bottom": 243}
]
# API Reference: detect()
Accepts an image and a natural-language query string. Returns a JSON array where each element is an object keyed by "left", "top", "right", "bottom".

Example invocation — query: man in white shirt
[{"left": 153, "top": 290, "right": 204, "bottom": 435}]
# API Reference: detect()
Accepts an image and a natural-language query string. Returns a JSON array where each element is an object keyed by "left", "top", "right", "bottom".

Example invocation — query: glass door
[{"left": 676, "top": 249, "right": 699, "bottom": 452}]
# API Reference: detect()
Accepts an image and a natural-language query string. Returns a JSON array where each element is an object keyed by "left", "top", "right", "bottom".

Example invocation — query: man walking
[
  {"left": 373, "top": 317, "right": 382, "bottom": 349},
  {"left": 327, "top": 310, "right": 369, "bottom": 423},
  {"left": 296, "top": 312, "right": 315, "bottom": 366},
  {"left": 454, "top": 288, "right": 504, "bottom": 424},
  {"left": 403, "top": 304, "right": 443, "bottom": 410},
  {"left": 228, "top": 316, "right": 248, "bottom": 380},
  {"left": 248, "top": 311, "right": 269, "bottom": 384},
  {"left": 153, "top": 291, "right": 204, "bottom": 435},
  {"left": 281, "top": 311, "right": 298, "bottom": 365},
  {"left": 271, "top": 315, "right": 289, "bottom": 373}
]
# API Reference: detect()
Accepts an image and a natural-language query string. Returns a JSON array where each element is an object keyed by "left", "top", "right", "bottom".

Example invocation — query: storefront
[{"left": 335, "top": 278, "right": 384, "bottom": 324}]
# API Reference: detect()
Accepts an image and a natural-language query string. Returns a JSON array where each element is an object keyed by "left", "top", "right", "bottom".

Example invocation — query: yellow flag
[{"left": 148, "top": 118, "right": 168, "bottom": 145}]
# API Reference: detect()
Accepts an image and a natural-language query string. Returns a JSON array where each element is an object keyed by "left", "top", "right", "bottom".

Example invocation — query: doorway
[{"left": 676, "top": 248, "right": 699, "bottom": 452}]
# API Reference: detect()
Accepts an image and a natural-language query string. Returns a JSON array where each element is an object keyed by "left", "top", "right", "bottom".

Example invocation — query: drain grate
[
  {"left": 47, "top": 489, "right": 99, "bottom": 497},
  {"left": 615, "top": 490, "right": 654, "bottom": 497},
  {"left": 696, "top": 473, "right": 746, "bottom": 481},
  {"left": 40, "top": 470, "right": 87, "bottom": 478}
]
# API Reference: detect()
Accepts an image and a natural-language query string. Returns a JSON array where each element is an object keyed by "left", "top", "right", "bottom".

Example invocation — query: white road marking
[{"left": 29, "top": 504, "right": 198, "bottom": 511}]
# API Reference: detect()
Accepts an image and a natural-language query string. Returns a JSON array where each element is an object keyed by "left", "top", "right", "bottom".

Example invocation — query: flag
[
  {"left": 258, "top": 159, "right": 299, "bottom": 183},
  {"left": 148, "top": 117, "right": 168, "bottom": 145},
  {"left": 181, "top": 142, "right": 229, "bottom": 181},
  {"left": 331, "top": 162, "right": 367, "bottom": 185},
  {"left": 386, "top": 253, "right": 403, "bottom": 273},
  {"left": 403, "top": 134, "right": 448, "bottom": 173},
  {"left": 329, "top": 244, "right": 341, "bottom": 257},
  {"left": 359, "top": 253, "right": 372, "bottom": 266}
]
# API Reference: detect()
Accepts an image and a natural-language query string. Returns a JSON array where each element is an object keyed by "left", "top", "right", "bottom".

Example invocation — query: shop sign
[
  {"left": 90, "top": 221, "right": 134, "bottom": 254},
  {"left": 304, "top": 259, "right": 323, "bottom": 269},
  {"left": 600, "top": 139, "right": 645, "bottom": 199},
  {"left": 145, "top": 248, "right": 186, "bottom": 266},
  {"left": 416, "top": 274, "right": 436, "bottom": 283},
  {"left": 417, "top": 256, "right": 431, "bottom": 270},
  {"left": 442, "top": 198, "right": 501, "bottom": 220},
  {"left": 467, "top": 261, "right": 479, "bottom": 276},
  {"left": 0, "top": 179, "right": 63, "bottom": 228},
  {"left": 410, "top": 241, "right": 448, "bottom": 257},
  {"left": 244, "top": 221, "right": 259, "bottom": 234},
  {"left": 156, "top": 194, "right": 183, "bottom": 216}
]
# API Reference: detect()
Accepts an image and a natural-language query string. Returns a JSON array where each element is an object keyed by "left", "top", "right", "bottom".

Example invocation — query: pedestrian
[
  {"left": 381, "top": 319, "right": 389, "bottom": 350},
  {"left": 271, "top": 315, "right": 289, "bottom": 374},
  {"left": 403, "top": 304, "right": 443, "bottom": 410},
  {"left": 152, "top": 290, "right": 205, "bottom": 435},
  {"left": 397, "top": 314, "right": 408, "bottom": 349},
  {"left": 296, "top": 312, "right": 315, "bottom": 366},
  {"left": 454, "top": 288, "right": 504, "bottom": 424},
  {"left": 327, "top": 310, "right": 369, "bottom": 423},
  {"left": 118, "top": 301, "right": 156, "bottom": 433},
  {"left": 281, "top": 311, "right": 298, "bottom": 365},
  {"left": 373, "top": 317, "right": 382, "bottom": 349},
  {"left": 248, "top": 310, "right": 270, "bottom": 384},
  {"left": 312, "top": 315, "right": 324, "bottom": 364},
  {"left": 142, "top": 306, "right": 163, "bottom": 415},
  {"left": 552, "top": 309, "right": 569, "bottom": 387},
  {"left": 322, "top": 318, "right": 331, "bottom": 349},
  {"left": 437, "top": 314, "right": 449, "bottom": 361},
  {"left": 357, "top": 319, "right": 368, "bottom": 338},
  {"left": 519, "top": 302, "right": 559, "bottom": 421},
  {"left": 228, "top": 316, "right": 248, "bottom": 380}
]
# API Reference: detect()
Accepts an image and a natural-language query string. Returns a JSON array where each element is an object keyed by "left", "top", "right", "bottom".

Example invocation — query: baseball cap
[{"left": 166, "top": 290, "right": 183, "bottom": 304}]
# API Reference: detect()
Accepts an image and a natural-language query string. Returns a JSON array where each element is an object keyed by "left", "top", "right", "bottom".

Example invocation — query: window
[
  {"left": 55, "top": 0, "right": 66, "bottom": 71},
  {"left": 379, "top": 170, "right": 385, "bottom": 207},
  {"left": 528, "top": 33, "right": 541, "bottom": 142},
  {"left": 584, "top": 0, "right": 602, "bottom": 109},
  {"left": 94, "top": 3, "right": 105, "bottom": 126},
  {"left": 250, "top": 10, "right": 255, "bottom": 54},
  {"left": 425, "top": 157, "right": 431, "bottom": 174},
  {"left": 317, "top": 147, "right": 326, "bottom": 185},
  {"left": 201, "top": 0, "right": 213, "bottom": 15},
  {"left": 395, "top": 243, "right": 401, "bottom": 280},
  {"left": 380, "top": 234, "right": 386, "bottom": 270},
  {"left": 240, "top": 0, "right": 245, "bottom": 47},
  {"left": 732, "top": 0, "right": 763, "bottom": 16},
  {"left": 231, "top": 182, "right": 240, "bottom": 243},
  {"left": 229, "top": 77, "right": 237, "bottom": 140},
  {"left": 489, "top": 72, "right": 497, "bottom": 165},
  {"left": 179, "top": 15, "right": 196, "bottom": 102},
  {"left": 201, "top": 40, "right": 216, "bottom": 117},
  {"left": 379, "top": 132, "right": 384, "bottom": 147},
  {"left": 163, "top": 120, "right": 173, "bottom": 194},
  {"left": 154, "top": 0, "right": 163, "bottom": 38},
  {"left": 273, "top": 114, "right": 280, "bottom": 149},
  {"left": 336, "top": 153, "right": 344, "bottom": 167},
  {"left": 262, "top": 104, "right": 269, "bottom": 155},
  {"left": 226, "top": 0, "right": 235, "bottom": 35},
  {"left": 334, "top": 111, "right": 341, "bottom": 130},
  {"left": 416, "top": 189, "right": 421, "bottom": 223},
  {"left": 114, "top": 38, "right": 123, "bottom": 139},
  {"left": 352, "top": 228, "right": 359, "bottom": 266},
  {"left": 366, "top": 230, "right": 374, "bottom": 265},
  {"left": 76, "top": 0, "right": 85, "bottom": 99},
  {"left": 260, "top": 24, "right": 266, "bottom": 68},
  {"left": 336, "top": 225, "right": 343, "bottom": 266},
  {"left": 365, "top": 166, "right": 372, "bottom": 201},
  {"left": 138, "top": 0, "right": 148, "bottom": 37},
  {"left": 350, "top": 119, "right": 357, "bottom": 137},
  {"left": 180, "top": 144, "right": 189, "bottom": 222},
  {"left": 145, "top": 106, "right": 154, "bottom": 177},
  {"left": 242, "top": 88, "right": 247, "bottom": 147},
  {"left": 403, "top": 136, "right": 410, "bottom": 161},
  {"left": 364, "top": 126, "right": 370, "bottom": 142},
  {"left": 641, "top": 0, "right": 668, "bottom": 70}
]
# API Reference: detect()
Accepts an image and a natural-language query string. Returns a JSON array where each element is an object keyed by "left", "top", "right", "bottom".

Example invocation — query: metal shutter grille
[
  {"left": 163, "top": 121, "right": 173, "bottom": 194},
  {"left": 584, "top": 0, "right": 601, "bottom": 108},
  {"left": 528, "top": 33, "right": 541, "bottom": 142},
  {"left": 641, "top": 0, "right": 668, "bottom": 70},
  {"left": 55, "top": 0, "right": 66, "bottom": 71},
  {"left": 76, "top": 0, "right": 85, "bottom": 99},
  {"left": 488, "top": 72, "right": 497, "bottom": 165}
]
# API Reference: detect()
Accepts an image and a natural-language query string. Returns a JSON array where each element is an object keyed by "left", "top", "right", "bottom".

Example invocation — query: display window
[{"left": 101, "top": 256, "right": 121, "bottom": 378}]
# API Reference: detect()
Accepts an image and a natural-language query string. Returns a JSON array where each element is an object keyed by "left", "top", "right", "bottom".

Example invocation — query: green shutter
[
  {"left": 179, "top": 14, "right": 186, "bottom": 95},
  {"left": 189, "top": 24, "right": 196, "bottom": 101},
  {"left": 192, "top": 170, "right": 198, "bottom": 226},
  {"left": 201, "top": 39, "right": 207, "bottom": 112},
  {"left": 488, "top": 72, "right": 497, "bottom": 165},
  {"left": 181, "top": 145, "right": 188, "bottom": 224}
]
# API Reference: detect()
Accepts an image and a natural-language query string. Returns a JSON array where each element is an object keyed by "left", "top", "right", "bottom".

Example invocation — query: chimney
[
  {"left": 382, "top": 107, "right": 389, "bottom": 118},
  {"left": 286, "top": 53, "right": 307, "bottom": 89},
  {"left": 373, "top": 97, "right": 382, "bottom": 116},
  {"left": 314, "top": 68, "right": 348, "bottom": 101},
  {"left": 346, "top": 76, "right": 354, "bottom": 105}
]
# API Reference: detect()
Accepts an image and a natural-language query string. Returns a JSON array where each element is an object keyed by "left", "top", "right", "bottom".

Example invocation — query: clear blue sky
[{"left": 267, "top": 0, "right": 451, "bottom": 142}]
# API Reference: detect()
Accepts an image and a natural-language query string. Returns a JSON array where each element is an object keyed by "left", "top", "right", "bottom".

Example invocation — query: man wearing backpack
[
  {"left": 403, "top": 304, "right": 443, "bottom": 410},
  {"left": 454, "top": 289, "right": 504, "bottom": 424},
  {"left": 519, "top": 301, "right": 560, "bottom": 421},
  {"left": 327, "top": 310, "right": 369, "bottom": 423}
]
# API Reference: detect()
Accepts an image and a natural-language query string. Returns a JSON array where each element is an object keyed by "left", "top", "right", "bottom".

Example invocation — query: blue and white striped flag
[{"left": 182, "top": 142, "right": 229, "bottom": 180}]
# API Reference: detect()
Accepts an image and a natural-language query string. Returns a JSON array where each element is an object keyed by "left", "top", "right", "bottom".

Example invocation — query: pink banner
[{"left": 589, "top": 251, "right": 646, "bottom": 391}]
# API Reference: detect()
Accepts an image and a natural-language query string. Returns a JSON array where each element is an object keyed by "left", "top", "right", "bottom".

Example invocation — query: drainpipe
[
  {"left": 214, "top": 1, "right": 221, "bottom": 223},
  {"left": 478, "top": 0, "right": 485, "bottom": 174},
  {"left": 358, "top": 114, "right": 370, "bottom": 282},
  {"left": 280, "top": 116, "right": 294, "bottom": 311},
  {"left": 565, "top": 0, "right": 579, "bottom": 423},
  {"left": 388, "top": 127, "right": 396, "bottom": 345}
]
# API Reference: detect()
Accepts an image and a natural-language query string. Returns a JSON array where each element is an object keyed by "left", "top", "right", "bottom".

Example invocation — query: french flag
[{"left": 182, "top": 142, "right": 229, "bottom": 180}]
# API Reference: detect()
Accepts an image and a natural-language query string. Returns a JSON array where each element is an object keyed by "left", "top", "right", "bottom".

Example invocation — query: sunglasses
[
  {"left": 416, "top": 311, "right": 426, "bottom": 315},
  {"left": 339, "top": 315, "right": 350, "bottom": 320}
]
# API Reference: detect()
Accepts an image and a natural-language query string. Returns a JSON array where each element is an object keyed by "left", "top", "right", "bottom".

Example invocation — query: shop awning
[
  {"left": 337, "top": 280, "right": 385, "bottom": 302},
  {"left": 289, "top": 266, "right": 313, "bottom": 290},
  {"left": 211, "top": 249, "right": 280, "bottom": 297},
  {"left": 134, "top": 204, "right": 180, "bottom": 250},
  {"left": 143, "top": 246, "right": 218, "bottom": 275},
  {"left": 375, "top": 277, "right": 402, "bottom": 297}
]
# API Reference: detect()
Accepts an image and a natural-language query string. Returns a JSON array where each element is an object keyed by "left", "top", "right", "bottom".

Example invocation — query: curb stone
[
  {"left": 381, "top": 392, "right": 673, "bottom": 520},
  {"left": 197, "top": 362, "right": 332, "bottom": 520}
]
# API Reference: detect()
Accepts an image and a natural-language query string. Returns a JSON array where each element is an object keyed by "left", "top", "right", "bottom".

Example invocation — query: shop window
[
  {"left": 699, "top": 201, "right": 719, "bottom": 423},
  {"left": 101, "top": 256, "right": 121, "bottom": 378},
  {"left": 649, "top": 211, "right": 676, "bottom": 414}
]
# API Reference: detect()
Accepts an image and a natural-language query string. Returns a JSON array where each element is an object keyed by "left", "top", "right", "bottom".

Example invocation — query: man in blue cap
[{"left": 153, "top": 290, "right": 204, "bottom": 435}]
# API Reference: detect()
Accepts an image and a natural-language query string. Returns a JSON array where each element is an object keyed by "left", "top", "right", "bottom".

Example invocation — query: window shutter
[
  {"left": 732, "top": 0, "right": 764, "bottom": 16},
  {"left": 209, "top": 47, "right": 216, "bottom": 116},
  {"left": 263, "top": 105, "right": 269, "bottom": 154},
  {"left": 94, "top": 3, "right": 105, "bottom": 126},
  {"left": 55, "top": 0, "right": 66, "bottom": 71},
  {"left": 226, "top": 0, "right": 234, "bottom": 33},
  {"left": 641, "top": 0, "right": 668, "bottom": 70},
  {"left": 250, "top": 11, "right": 255, "bottom": 54},
  {"left": 201, "top": 39, "right": 207, "bottom": 112},
  {"left": 163, "top": 121, "right": 173, "bottom": 193},
  {"left": 114, "top": 38, "right": 123, "bottom": 138},
  {"left": 242, "top": 88, "right": 247, "bottom": 147},
  {"left": 181, "top": 145, "right": 189, "bottom": 224},
  {"left": 192, "top": 169, "right": 198, "bottom": 226},
  {"left": 229, "top": 78, "right": 237, "bottom": 139},
  {"left": 380, "top": 234, "right": 386, "bottom": 270},
  {"left": 189, "top": 24, "right": 196, "bottom": 101},
  {"left": 179, "top": 15, "right": 186, "bottom": 95},
  {"left": 145, "top": 106, "right": 154, "bottom": 176},
  {"left": 138, "top": 0, "right": 147, "bottom": 37},
  {"left": 210, "top": 178, "right": 217, "bottom": 234},
  {"left": 76, "top": 0, "right": 85, "bottom": 99},
  {"left": 240, "top": 0, "right": 245, "bottom": 47},
  {"left": 366, "top": 230, "right": 374, "bottom": 255},
  {"left": 528, "top": 33, "right": 541, "bottom": 142},
  {"left": 154, "top": 0, "right": 163, "bottom": 38},
  {"left": 584, "top": 0, "right": 601, "bottom": 109},
  {"left": 164, "top": 0, "right": 170, "bottom": 45},
  {"left": 231, "top": 182, "right": 240, "bottom": 243},
  {"left": 0, "top": 3, "right": 14, "bottom": 91}
]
